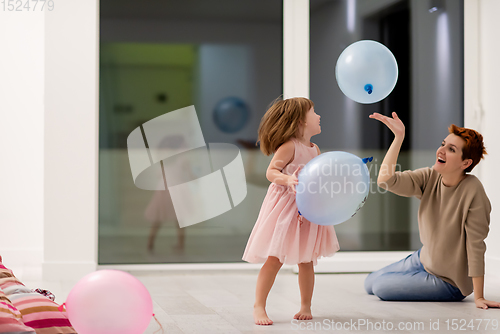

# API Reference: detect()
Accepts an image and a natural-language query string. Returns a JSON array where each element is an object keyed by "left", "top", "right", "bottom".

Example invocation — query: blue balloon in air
[
  {"left": 335, "top": 40, "right": 398, "bottom": 104},
  {"left": 295, "top": 151, "right": 371, "bottom": 226}
]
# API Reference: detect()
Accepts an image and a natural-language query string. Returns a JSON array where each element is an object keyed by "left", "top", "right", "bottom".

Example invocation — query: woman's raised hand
[{"left": 369, "top": 112, "right": 405, "bottom": 139}]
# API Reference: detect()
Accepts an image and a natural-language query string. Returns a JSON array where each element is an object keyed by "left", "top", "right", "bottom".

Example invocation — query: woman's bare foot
[
  {"left": 253, "top": 306, "right": 273, "bottom": 325},
  {"left": 293, "top": 305, "right": 313, "bottom": 320}
]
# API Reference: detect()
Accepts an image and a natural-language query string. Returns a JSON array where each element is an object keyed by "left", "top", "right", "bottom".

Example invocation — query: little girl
[{"left": 242, "top": 97, "right": 340, "bottom": 325}]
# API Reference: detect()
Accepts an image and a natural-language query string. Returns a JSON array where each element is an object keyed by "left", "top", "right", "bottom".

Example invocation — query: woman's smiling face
[{"left": 433, "top": 134, "right": 472, "bottom": 174}]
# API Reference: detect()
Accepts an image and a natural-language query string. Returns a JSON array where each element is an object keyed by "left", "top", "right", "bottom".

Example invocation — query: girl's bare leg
[
  {"left": 294, "top": 261, "right": 314, "bottom": 320},
  {"left": 254, "top": 256, "right": 283, "bottom": 325}
]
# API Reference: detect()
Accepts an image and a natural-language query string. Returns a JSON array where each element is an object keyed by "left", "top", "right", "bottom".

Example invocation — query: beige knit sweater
[{"left": 380, "top": 167, "right": 491, "bottom": 296}]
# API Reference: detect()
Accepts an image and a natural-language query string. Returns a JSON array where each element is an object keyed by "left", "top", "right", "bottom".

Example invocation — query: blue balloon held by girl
[{"left": 296, "top": 151, "right": 371, "bottom": 226}]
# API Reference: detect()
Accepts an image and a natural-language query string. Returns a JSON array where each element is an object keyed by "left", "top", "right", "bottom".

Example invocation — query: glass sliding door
[
  {"left": 98, "top": 0, "right": 464, "bottom": 266},
  {"left": 99, "top": 0, "right": 283, "bottom": 264}
]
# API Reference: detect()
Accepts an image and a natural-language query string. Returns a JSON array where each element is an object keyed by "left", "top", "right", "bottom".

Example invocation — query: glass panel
[
  {"left": 99, "top": 1, "right": 283, "bottom": 264},
  {"left": 310, "top": 0, "right": 464, "bottom": 250}
]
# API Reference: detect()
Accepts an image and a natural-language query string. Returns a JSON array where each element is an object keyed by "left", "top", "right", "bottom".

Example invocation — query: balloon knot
[
  {"left": 57, "top": 303, "right": 66, "bottom": 312},
  {"left": 364, "top": 84, "right": 373, "bottom": 95},
  {"left": 362, "top": 157, "right": 373, "bottom": 164}
]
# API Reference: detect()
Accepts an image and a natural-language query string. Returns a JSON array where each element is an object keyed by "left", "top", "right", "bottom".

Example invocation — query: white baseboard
[
  {"left": 293, "top": 251, "right": 414, "bottom": 274},
  {"left": 0, "top": 249, "right": 43, "bottom": 266},
  {"left": 0, "top": 249, "right": 43, "bottom": 281},
  {"left": 42, "top": 261, "right": 97, "bottom": 281},
  {"left": 1, "top": 250, "right": 96, "bottom": 282}
]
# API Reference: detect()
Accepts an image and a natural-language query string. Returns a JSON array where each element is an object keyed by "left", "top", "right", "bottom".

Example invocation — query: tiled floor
[{"left": 22, "top": 268, "right": 500, "bottom": 334}]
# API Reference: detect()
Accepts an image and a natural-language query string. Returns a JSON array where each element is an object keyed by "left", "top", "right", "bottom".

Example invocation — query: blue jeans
[{"left": 364, "top": 249, "right": 466, "bottom": 301}]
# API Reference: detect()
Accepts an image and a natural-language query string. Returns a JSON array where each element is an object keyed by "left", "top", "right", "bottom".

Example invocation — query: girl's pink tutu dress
[{"left": 242, "top": 137, "right": 340, "bottom": 266}]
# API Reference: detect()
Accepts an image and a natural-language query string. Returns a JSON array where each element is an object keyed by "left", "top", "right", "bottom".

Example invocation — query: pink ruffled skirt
[{"left": 242, "top": 183, "right": 340, "bottom": 266}]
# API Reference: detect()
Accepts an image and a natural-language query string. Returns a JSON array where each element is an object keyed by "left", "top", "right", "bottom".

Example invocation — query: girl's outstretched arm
[
  {"left": 266, "top": 140, "right": 302, "bottom": 193},
  {"left": 369, "top": 112, "right": 405, "bottom": 185}
]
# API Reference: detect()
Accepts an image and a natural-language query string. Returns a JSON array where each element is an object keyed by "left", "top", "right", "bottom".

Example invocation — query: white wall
[
  {"left": 464, "top": 0, "right": 500, "bottom": 278},
  {"left": 0, "top": 1, "right": 99, "bottom": 281},
  {"left": 43, "top": 1, "right": 99, "bottom": 280},
  {"left": 0, "top": 10, "right": 45, "bottom": 277}
]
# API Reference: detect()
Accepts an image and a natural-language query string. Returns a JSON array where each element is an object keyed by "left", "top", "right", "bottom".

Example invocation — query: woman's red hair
[{"left": 448, "top": 124, "right": 487, "bottom": 173}]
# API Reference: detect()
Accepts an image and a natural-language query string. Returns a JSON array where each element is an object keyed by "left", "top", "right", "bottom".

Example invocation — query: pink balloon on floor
[{"left": 65, "top": 270, "right": 153, "bottom": 334}]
